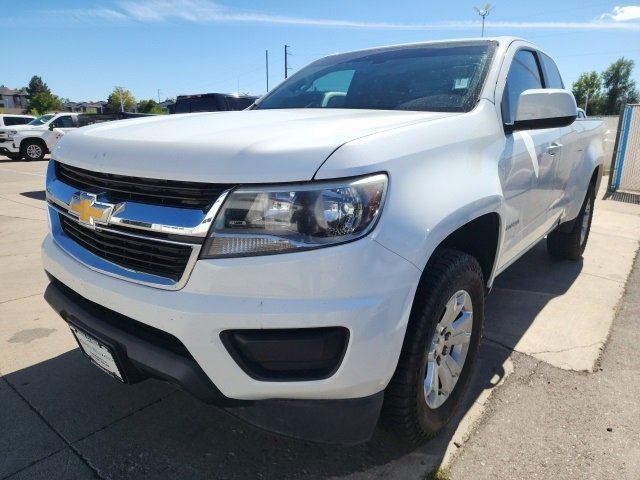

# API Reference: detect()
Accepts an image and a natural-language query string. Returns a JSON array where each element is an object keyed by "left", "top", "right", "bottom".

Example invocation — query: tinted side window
[
  {"left": 52, "top": 116, "right": 75, "bottom": 128},
  {"left": 539, "top": 53, "right": 564, "bottom": 89},
  {"left": 502, "top": 50, "right": 543, "bottom": 124},
  {"left": 4, "top": 117, "right": 31, "bottom": 126}
]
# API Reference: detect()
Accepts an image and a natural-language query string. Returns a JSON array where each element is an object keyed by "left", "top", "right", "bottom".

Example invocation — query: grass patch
[{"left": 424, "top": 467, "right": 451, "bottom": 480}]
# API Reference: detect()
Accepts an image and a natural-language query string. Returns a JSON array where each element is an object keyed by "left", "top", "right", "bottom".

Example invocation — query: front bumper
[
  {"left": 0, "top": 143, "right": 18, "bottom": 155},
  {"left": 44, "top": 275, "right": 385, "bottom": 444},
  {"left": 42, "top": 232, "right": 421, "bottom": 401}
]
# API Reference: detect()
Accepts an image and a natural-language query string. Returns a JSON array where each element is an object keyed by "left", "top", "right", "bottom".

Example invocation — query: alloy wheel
[{"left": 424, "top": 290, "right": 473, "bottom": 409}]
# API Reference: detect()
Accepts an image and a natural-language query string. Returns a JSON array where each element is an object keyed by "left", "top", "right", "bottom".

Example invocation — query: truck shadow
[{"left": 3, "top": 240, "right": 582, "bottom": 480}]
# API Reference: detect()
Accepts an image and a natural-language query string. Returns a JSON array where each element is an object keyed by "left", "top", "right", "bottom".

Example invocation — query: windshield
[
  {"left": 27, "top": 114, "right": 54, "bottom": 125},
  {"left": 257, "top": 41, "right": 496, "bottom": 113}
]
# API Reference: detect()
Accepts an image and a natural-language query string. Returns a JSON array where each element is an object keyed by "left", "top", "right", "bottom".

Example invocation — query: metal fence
[{"left": 609, "top": 104, "right": 640, "bottom": 194}]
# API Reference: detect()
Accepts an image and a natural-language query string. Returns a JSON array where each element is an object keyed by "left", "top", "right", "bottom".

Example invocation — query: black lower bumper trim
[
  {"left": 44, "top": 275, "right": 246, "bottom": 407},
  {"left": 43, "top": 273, "right": 383, "bottom": 444}
]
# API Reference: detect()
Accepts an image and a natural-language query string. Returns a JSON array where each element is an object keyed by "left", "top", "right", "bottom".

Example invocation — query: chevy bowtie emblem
[{"left": 68, "top": 192, "right": 115, "bottom": 228}]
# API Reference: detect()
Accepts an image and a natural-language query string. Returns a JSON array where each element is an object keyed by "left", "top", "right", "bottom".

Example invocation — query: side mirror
[
  {"left": 48, "top": 123, "right": 55, "bottom": 131},
  {"left": 510, "top": 89, "right": 577, "bottom": 132}
]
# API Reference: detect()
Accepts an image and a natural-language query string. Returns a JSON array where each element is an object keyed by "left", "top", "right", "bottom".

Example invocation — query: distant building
[
  {"left": 158, "top": 100, "right": 175, "bottom": 114},
  {"left": 64, "top": 101, "right": 108, "bottom": 114},
  {"left": 0, "top": 86, "right": 28, "bottom": 113}
]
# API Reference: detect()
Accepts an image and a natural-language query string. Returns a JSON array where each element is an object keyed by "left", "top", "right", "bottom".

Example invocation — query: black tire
[
  {"left": 547, "top": 184, "right": 595, "bottom": 261},
  {"left": 20, "top": 139, "right": 46, "bottom": 161},
  {"left": 382, "top": 249, "right": 485, "bottom": 445}
]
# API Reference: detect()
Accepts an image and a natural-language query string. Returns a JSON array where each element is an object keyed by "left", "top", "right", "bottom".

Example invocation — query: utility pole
[
  {"left": 474, "top": 4, "right": 493, "bottom": 37},
  {"left": 284, "top": 44, "right": 291, "bottom": 79},
  {"left": 157, "top": 89, "right": 161, "bottom": 103},
  {"left": 266, "top": 50, "right": 269, "bottom": 91}
]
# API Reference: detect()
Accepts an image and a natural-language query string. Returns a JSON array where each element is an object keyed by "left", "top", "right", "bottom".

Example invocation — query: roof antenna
[{"left": 474, "top": 4, "right": 494, "bottom": 37}]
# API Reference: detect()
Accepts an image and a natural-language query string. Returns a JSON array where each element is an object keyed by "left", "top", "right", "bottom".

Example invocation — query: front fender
[{"left": 316, "top": 101, "right": 506, "bottom": 278}]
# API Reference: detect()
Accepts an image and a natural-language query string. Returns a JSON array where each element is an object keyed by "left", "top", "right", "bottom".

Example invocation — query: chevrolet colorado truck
[{"left": 42, "top": 37, "right": 603, "bottom": 445}]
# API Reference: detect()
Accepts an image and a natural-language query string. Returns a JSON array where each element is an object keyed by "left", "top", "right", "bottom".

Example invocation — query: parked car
[
  {"left": 0, "top": 113, "right": 34, "bottom": 127},
  {"left": 42, "top": 37, "right": 603, "bottom": 445},
  {"left": 0, "top": 112, "right": 155, "bottom": 160},
  {"left": 173, "top": 92, "right": 257, "bottom": 113},
  {"left": 0, "top": 114, "right": 35, "bottom": 148}
]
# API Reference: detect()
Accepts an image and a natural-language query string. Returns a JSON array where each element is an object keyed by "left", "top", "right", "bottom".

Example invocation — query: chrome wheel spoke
[
  {"left": 448, "top": 331, "right": 471, "bottom": 346},
  {"left": 444, "top": 354, "right": 462, "bottom": 377},
  {"left": 423, "top": 289, "right": 474, "bottom": 409},
  {"left": 440, "top": 292, "right": 465, "bottom": 328},
  {"left": 438, "top": 361, "right": 455, "bottom": 395},
  {"left": 450, "top": 311, "right": 473, "bottom": 335}
]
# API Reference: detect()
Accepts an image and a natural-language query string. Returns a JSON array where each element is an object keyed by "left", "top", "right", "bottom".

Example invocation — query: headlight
[{"left": 201, "top": 173, "right": 388, "bottom": 258}]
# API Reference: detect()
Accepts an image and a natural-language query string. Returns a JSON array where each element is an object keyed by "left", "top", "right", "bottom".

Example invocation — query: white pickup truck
[
  {"left": 43, "top": 37, "right": 603, "bottom": 445},
  {"left": 0, "top": 112, "right": 80, "bottom": 161}
]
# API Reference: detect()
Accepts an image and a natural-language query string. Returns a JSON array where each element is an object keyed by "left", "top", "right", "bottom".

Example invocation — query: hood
[
  {"left": 0, "top": 124, "right": 39, "bottom": 133},
  {"left": 53, "top": 109, "right": 457, "bottom": 183}
]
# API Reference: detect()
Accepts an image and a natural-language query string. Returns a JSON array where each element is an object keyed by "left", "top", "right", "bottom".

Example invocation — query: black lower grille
[
  {"left": 55, "top": 161, "right": 233, "bottom": 210},
  {"left": 60, "top": 214, "right": 193, "bottom": 281}
]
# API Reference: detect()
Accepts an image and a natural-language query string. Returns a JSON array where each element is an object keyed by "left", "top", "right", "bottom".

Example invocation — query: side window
[
  {"left": 539, "top": 53, "right": 564, "bottom": 89},
  {"left": 4, "top": 117, "right": 26, "bottom": 126},
  {"left": 502, "top": 50, "right": 543, "bottom": 125},
  {"left": 51, "top": 116, "right": 75, "bottom": 128}
]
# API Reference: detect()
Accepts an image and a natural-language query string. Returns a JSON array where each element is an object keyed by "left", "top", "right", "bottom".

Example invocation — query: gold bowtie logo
[{"left": 68, "top": 192, "right": 115, "bottom": 228}]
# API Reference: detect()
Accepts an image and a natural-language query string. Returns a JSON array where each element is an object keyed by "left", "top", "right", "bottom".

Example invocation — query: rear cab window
[{"left": 539, "top": 52, "right": 565, "bottom": 89}]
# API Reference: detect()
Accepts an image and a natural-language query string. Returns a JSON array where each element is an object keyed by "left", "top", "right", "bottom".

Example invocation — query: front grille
[
  {"left": 55, "top": 161, "right": 233, "bottom": 210},
  {"left": 60, "top": 214, "right": 193, "bottom": 281}
]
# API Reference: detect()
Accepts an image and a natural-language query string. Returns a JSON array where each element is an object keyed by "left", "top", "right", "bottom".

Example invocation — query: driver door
[
  {"left": 44, "top": 115, "right": 76, "bottom": 149},
  {"left": 498, "top": 49, "right": 563, "bottom": 268}
]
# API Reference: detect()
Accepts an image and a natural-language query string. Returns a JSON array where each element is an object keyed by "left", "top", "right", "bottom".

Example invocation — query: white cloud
[
  {"left": 63, "top": 0, "right": 640, "bottom": 31},
  {"left": 600, "top": 5, "right": 640, "bottom": 22}
]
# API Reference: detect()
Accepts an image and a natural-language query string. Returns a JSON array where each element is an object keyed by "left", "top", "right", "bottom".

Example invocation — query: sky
[{"left": 3, "top": 1, "right": 640, "bottom": 102}]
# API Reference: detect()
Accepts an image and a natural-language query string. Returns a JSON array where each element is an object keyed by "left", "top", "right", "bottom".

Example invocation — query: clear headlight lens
[{"left": 201, "top": 173, "right": 388, "bottom": 258}]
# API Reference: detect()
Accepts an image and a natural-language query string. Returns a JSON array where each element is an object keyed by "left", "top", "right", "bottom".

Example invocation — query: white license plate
[{"left": 70, "top": 326, "right": 124, "bottom": 382}]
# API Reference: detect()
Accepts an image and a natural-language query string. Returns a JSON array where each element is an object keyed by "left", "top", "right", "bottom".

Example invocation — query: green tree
[
  {"left": 137, "top": 99, "right": 165, "bottom": 114},
  {"left": 572, "top": 71, "right": 604, "bottom": 115},
  {"left": 28, "top": 92, "right": 63, "bottom": 115},
  {"left": 26, "top": 75, "right": 50, "bottom": 99},
  {"left": 602, "top": 58, "right": 639, "bottom": 114},
  {"left": 107, "top": 87, "right": 136, "bottom": 113},
  {"left": 25, "top": 75, "right": 63, "bottom": 114}
]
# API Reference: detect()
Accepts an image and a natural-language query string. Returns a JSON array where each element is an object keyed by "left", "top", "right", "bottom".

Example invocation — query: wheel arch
[
  {"left": 433, "top": 212, "right": 502, "bottom": 288},
  {"left": 20, "top": 136, "right": 48, "bottom": 152}
]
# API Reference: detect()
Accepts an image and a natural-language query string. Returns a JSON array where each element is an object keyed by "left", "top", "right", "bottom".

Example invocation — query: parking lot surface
[{"left": 1, "top": 156, "right": 639, "bottom": 479}]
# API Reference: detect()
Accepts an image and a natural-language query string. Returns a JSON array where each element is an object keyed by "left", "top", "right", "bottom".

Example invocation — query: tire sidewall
[
  {"left": 413, "top": 260, "right": 485, "bottom": 433},
  {"left": 579, "top": 185, "right": 595, "bottom": 253}
]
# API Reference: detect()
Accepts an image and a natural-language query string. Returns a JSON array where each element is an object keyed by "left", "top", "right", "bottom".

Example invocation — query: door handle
[{"left": 547, "top": 142, "right": 562, "bottom": 155}]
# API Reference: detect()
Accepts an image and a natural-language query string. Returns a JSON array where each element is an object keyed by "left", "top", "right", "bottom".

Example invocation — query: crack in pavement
[
  {"left": 0, "top": 446, "right": 70, "bottom": 480},
  {"left": 0, "top": 213, "right": 46, "bottom": 222},
  {"left": 0, "top": 292, "right": 44, "bottom": 306},
  {"left": 1, "top": 377, "right": 106, "bottom": 480},
  {"left": 0, "top": 195, "right": 46, "bottom": 211},
  {"left": 484, "top": 336, "right": 603, "bottom": 357},
  {"left": 70, "top": 389, "right": 179, "bottom": 446}
]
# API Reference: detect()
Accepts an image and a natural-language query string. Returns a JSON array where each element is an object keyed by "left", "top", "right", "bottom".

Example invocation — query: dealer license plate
[{"left": 70, "top": 326, "right": 124, "bottom": 382}]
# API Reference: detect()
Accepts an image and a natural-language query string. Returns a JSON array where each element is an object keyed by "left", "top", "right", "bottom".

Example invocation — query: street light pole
[
  {"left": 284, "top": 44, "right": 291, "bottom": 79},
  {"left": 266, "top": 50, "right": 269, "bottom": 91}
]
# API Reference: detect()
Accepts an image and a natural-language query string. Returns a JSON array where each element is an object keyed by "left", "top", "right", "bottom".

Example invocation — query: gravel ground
[{"left": 449, "top": 248, "right": 640, "bottom": 479}]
